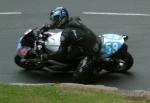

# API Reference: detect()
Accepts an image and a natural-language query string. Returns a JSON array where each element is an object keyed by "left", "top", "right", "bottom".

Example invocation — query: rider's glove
[{"left": 39, "top": 24, "right": 50, "bottom": 33}]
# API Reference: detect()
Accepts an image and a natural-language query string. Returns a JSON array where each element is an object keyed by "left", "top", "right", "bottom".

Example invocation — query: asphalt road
[{"left": 0, "top": 0, "right": 150, "bottom": 90}]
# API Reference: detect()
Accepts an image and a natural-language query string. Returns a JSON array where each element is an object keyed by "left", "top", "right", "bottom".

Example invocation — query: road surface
[{"left": 0, "top": 0, "right": 150, "bottom": 90}]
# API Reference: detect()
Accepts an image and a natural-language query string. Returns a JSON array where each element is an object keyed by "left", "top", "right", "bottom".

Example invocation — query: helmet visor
[{"left": 50, "top": 11, "right": 60, "bottom": 25}]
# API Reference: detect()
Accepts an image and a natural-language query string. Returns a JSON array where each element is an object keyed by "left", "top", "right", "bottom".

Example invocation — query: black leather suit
[{"left": 41, "top": 17, "right": 101, "bottom": 81}]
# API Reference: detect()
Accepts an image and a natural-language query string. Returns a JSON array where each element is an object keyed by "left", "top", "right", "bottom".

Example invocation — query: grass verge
[{"left": 0, "top": 84, "right": 148, "bottom": 103}]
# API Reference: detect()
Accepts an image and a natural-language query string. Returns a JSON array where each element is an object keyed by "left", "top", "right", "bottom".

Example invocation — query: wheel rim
[
  {"left": 19, "top": 58, "right": 43, "bottom": 69},
  {"left": 116, "top": 59, "right": 127, "bottom": 71}
]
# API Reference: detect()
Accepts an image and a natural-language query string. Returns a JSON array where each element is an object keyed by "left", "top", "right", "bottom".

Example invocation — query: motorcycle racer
[
  {"left": 39, "top": 6, "right": 102, "bottom": 82},
  {"left": 18, "top": 7, "right": 102, "bottom": 82}
]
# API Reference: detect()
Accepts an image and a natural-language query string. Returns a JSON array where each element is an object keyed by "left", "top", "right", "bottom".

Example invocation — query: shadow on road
[
  {"left": 19, "top": 69, "right": 73, "bottom": 83},
  {"left": 97, "top": 71, "right": 134, "bottom": 83},
  {"left": 18, "top": 69, "right": 135, "bottom": 85}
]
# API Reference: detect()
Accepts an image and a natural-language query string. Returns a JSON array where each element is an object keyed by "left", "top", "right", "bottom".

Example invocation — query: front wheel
[
  {"left": 104, "top": 52, "right": 134, "bottom": 73},
  {"left": 14, "top": 55, "right": 44, "bottom": 70}
]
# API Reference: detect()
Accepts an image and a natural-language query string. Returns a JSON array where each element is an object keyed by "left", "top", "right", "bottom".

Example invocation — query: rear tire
[{"left": 104, "top": 52, "right": 134, "bottom": 73}]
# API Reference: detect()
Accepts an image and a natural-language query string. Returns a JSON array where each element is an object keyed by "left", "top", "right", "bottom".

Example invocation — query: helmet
[{"left": 49, "top": 7, "right": 69, "bottom": 27}]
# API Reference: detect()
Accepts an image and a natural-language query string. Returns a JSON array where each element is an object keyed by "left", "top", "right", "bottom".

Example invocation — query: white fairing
[
  {"left": 45, "top": 31, "right": 62, "bottom": 52},
  {"left": 45, "top": 32, "right": 125, "bottom": 57}
]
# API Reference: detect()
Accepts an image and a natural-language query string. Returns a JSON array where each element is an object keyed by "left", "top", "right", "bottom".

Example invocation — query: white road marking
[
  {"left": 0, "top": 12, "right": 22, "bottom": 15},
  {"left": 83, "top": 12, "right": 150, "bottom": 16}
]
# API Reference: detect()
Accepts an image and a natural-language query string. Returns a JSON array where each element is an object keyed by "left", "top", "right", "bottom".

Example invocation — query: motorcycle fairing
[
  {"left": 45, "top": 31, "right": 62, "bottom": 52},
  {"left": 17, "top": 36, "right": 23, "bottom": 51},
  {"left": 17, "top": 29, "right": 33, "bottom": 51},
  {"left": 101, "top": 34, "right": 125, "bottom": 58}
]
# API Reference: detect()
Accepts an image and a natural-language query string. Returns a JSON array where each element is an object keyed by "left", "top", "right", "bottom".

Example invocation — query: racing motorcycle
[{"left": 14, "top": 28, "right": 134, "bottom": 75}]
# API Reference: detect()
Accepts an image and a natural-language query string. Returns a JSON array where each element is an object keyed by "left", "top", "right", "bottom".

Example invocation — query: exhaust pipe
[{"left": 48, "top": 60, "right": 67, "bottom": 67}]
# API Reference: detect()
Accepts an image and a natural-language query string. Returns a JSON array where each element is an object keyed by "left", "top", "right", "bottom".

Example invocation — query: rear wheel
[
  {"left": 104, "top": 52, "right": 134, "bottom": 73},
  {"left": 14, "top": 55, "right": 44, "bottom": 70}
]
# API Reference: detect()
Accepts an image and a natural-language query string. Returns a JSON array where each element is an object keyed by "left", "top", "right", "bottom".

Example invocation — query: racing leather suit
[{"left": 41, "top": 17, "right": 101, "bottom": 81}]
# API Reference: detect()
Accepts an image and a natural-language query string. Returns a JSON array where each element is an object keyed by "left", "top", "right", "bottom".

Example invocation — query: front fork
[{"left": 34, "top": 36, "right": 46, "bottom": 61}]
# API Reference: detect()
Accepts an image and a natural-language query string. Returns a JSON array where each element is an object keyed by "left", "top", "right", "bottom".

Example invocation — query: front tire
[{"left": 14, "top": 55, "right": 44, "bottom": 70}]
